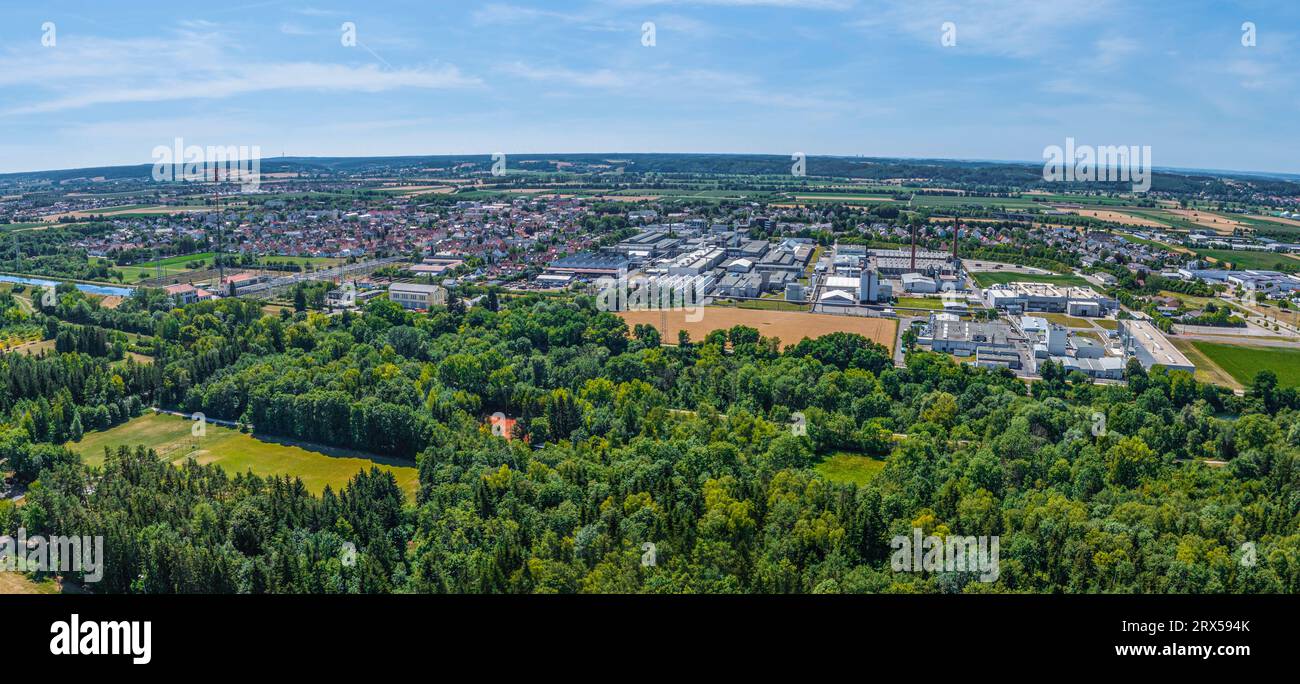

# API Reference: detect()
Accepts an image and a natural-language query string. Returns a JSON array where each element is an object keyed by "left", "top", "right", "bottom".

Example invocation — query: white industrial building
[
  {"left": 389, "top": 282, "right": 448, "bottom": 310},
  {"left": 1118, "top": 319, "right": 1196, "bottom": 374},
  {"left": 983, "top": 282, "right": 1117, "bottom": 316},
  {"left": 901, "top": 273, "right": 938, "bottom": 293},
  {"left": 916, "top": 314, "right": 1014, "bottom": 355}
]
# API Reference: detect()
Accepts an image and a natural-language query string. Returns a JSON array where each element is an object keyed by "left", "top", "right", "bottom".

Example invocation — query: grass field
[
  {"left": 1159, "top": 290, "right": 1218, "bottom": 309},
  {"left": 68, "top": 413, "right": 418, "bottom": 499},
  {"left": 815, "top": 452, "right": 886, "bottom": 485},
  {"left": 1038, "top": 312, "right": 1095, "bottom": 328},
  {"left": 110, "top": 252, "right": 217, "bottom": 281},
  {"left": 0, "top": 573, "right": 62, "bottom": 594},
  {"left": 1193, "top": 249, "right": 1300, "bottom": 273},
  {"left": 971, "top": 271, "right": 1090, "bottom": 288},
  {"left": 618, "top": 307, "right": 897, "bottom": 351},
  {"left": 895, "top": 296, "right": 944, "bottom": 310},
  {"left": 1189, "top": 341, "right": 1300, "bottom": 388},
  {"left": 1170, "top": 339, "right": 1243, "bottom": 389}
]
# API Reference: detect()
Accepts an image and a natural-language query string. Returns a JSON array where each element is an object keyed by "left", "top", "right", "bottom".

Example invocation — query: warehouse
[
  {"left": 1117, "top": 319, "right": 1196, "bottom": 374},
  {"left": 916, "top": 314, "right": 1013, "bottom": 354},
  {"left": 983, "top": 282, "right": 1116, "bottom": 316}
]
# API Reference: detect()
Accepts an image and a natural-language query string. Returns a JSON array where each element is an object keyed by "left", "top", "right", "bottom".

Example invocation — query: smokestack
[
  {"left": 910, "top": 222, "right": 917, "bottom": 271},
  {"left": 952, "top": 216, "right": 959, "bottom": 262}
]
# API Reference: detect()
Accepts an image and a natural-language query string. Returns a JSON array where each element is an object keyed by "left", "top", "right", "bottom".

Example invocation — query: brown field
[
  {"left": 40, "top": 205, "right": 227, "bottom": 221},
  {"left": 385, "top": 184, "right": 455, "bottom": 195},
  {"left": 1248, "top": 214, "right": 1300, "bottom": 228},
  {"left": 791, "top": 194, "right": 895, "bottom": 202},
  {"left": 619, "top": 307, "right": 897, "bottom": 351},
  {"left": 0, "top": 573, "right": 62, "bottom": 594},
  {"left": 929, "top": 216, "right": 1009, "bottom": 224},
  {"left": 2, "top": 339, "right": 55, "bottom": 356},
  {"left": 588, "top": 194, "right": 662, "bottom": 201},
  {"left": 1167, "top": 209, "right": 1245, "bottom": 233},
  {"left": 1053, "top": 207, "right": 1166, "bottom": 227}
]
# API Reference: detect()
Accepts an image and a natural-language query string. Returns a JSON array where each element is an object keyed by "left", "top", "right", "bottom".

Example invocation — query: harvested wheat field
[
  {"left": 1054, "top": 207, "right": 1166, "bottom": 227},
  {"left": 1167, "top": 209, "right": 1246, "bottom": 233},
  {"left": 619, "top": 307, "right": 896, "bottom": 352},
  {"left": 1249, "top": 214, "right": 1300, "bottom": 228}
]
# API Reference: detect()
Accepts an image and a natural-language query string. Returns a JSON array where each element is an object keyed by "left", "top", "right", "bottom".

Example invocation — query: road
[{"left": 151, "top": 408, "right": 247, "bottom": 429}]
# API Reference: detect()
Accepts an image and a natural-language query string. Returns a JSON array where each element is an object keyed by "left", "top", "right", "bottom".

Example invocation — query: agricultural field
[
  {"left": 258, "top": 255, "right": 342, "bottom": 268},
  {"left": 731, "top": 298, "right": 810, "bottom": 312},
  {"left": 814, "top": 452, "right": 887, "bottom": 486},
  {"left": 1055, "top": 208, "right": 1166, "bottom": 227},
  {"left": 1170, "top": 339, "right": 1244, "bottom": 389},
  {"left": 1189, "top": 341, "right": 1300, "bottom": 388},
  {"left": 1194, "top": 249, "right": 1300, "bottom": 273},
  {"left": 911, "top": 194, "right": 1044, "bottom": 210},
  {"left": 1166, "top": 209, "right": 1246, "bottom": 234},
  {"left": 789, "top": 194, "right": 895, "bottom": 204},
  {"left": 68, "top": 413, "right": 419, "bottom": 499},
  {"left": 618, "top": 307, "right": 897, "bottom": 351},
  {"left": 971, "top": 271, "right": 1090, "bottom": 288}
]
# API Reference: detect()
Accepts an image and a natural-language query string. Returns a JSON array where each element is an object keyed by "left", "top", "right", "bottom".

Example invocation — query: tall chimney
[
  {"left": 910, "top": 221, "right": 917, "bottom": 271},
  {"left": 951, "top": 216, "right": 959, "bottom": 262}
]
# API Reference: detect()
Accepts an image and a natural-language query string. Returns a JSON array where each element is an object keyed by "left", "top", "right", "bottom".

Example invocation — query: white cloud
[
  {"left": 0, "top": 28, "right": 480, "bottom": 115},
  {"left": 853, "top": 0, "right": 1119, "bottom": 58},
  {"left": 497, "top": 60, "right": 844, "bottom": 111},
  {"left": 613, "top": 0, "right": 853, "bottom": 8}
]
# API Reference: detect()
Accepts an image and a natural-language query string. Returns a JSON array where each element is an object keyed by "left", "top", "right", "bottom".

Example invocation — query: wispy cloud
[
  {"left": 0, "top": 27, "right": 479, "bottom": 115},
  {"left": 613, "top": 0, "right": 853, "bottom": 8},
  {"left": 498, "top": 60, "right": 845, "bottom": 111},
  {"left": 853, "top": 0, "right": 1119, "bottom": 58}
]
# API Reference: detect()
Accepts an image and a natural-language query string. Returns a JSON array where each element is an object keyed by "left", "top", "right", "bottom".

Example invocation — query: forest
[{"left": 2, "top": 286, "right": 1298, "bottom": 593}]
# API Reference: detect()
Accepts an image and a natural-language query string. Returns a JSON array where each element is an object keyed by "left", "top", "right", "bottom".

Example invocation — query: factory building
[
  {"left": 916, "top": 314, "right": 1013, "bottom": 354},
  {"left": 869, "top": 248, "right": 951, "bottom": 276},
  {"left": 667, "top": 247, "right": 727, "bottom": 276},
  {"left": 389, "top": 282, "right": 448, "bottom": 311},
  {"left": 1118, "top": 319, "right": 1196, "bottom": 374},
  {"left": 546, "top": 253, "right": 630, "bottom": 279},
  {"left": 983, "top": 282, "right": 1116, "bottom": 316},
  {"left": 901, "top": 273, "right": 938, "bottom": 293}
]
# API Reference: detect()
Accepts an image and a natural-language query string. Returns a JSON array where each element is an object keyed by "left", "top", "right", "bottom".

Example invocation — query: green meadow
[{"left": 68, "top": 413, "right": 418, "bottom": 499}]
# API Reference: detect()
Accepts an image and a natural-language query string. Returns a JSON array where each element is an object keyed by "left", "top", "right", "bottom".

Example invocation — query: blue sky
[{"left": 1, "top": 0, "right": 1297, "bottom": 174}]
